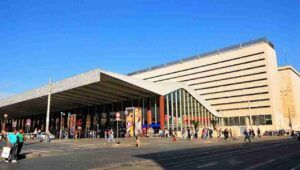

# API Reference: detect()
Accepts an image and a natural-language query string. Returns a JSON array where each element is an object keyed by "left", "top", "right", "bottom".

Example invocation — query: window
[
  {"left": 240, "top": 117, "right": 246, "bottom": 126},
  {"left": 258, "top": 115, "right": 266, "bottom": 125},
  {"left": 224, "top": 118, "right": 229, "bottom": 126},
  {"left": 265, "top": 115, "right": 272, "bottom": 125}
]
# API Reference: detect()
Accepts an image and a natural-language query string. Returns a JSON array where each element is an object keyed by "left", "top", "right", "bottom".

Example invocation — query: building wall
[
  {"left": 279, "top": 66, "right": 300, "bottom": 131},
  {"left": 131, "top": 42, "right": 285, "bottom": 131}
]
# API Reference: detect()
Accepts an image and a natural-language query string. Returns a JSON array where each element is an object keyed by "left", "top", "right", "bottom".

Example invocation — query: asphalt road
[{"left": 0, "top": 137, "right": 299, "bottom": 170}]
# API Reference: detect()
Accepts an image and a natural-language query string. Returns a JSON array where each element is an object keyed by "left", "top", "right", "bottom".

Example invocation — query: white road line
[
  {"left": 197, "top": 162, "right": 217, "bottom": 169},
  {"left": 244, "top": 159, "right": 275, "bottom": 170}
]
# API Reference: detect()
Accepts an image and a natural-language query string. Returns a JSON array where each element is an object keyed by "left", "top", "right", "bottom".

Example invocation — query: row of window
[
  {"left": 223, "top": 115, "right": 272, "bottom": 126},
  {"left": 144, "top": 52, "right": 264, "bottom": 81}
]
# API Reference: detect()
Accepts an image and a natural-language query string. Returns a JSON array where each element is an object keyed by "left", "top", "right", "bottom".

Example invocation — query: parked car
[{"left": 39, "top": 132, "right": 55, "bottom": 141}]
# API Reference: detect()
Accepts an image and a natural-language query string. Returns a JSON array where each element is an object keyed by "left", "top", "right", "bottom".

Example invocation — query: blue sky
[{"left": 0, "top": 0, "right": 299, "bottom": 98}]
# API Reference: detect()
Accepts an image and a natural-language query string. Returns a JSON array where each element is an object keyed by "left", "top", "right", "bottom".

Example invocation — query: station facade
[{"left": 0, "top": 37, "right": 299, "bottom": 137}]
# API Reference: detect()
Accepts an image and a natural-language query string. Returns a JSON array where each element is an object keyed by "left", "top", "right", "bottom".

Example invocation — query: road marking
[
  {"left": 197, "top": 162, "right": 217, "bottom": 169},
  {"left": 244, "top": 159, "right": 275, "bottom": 170}
]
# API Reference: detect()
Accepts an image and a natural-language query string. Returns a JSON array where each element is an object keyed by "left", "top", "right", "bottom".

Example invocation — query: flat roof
[
  {"left": 278, "top": 65, "right": 300, "bottom": 77},
  {"left": 127, "top": 37, "right": 274, "bottom": 76}
]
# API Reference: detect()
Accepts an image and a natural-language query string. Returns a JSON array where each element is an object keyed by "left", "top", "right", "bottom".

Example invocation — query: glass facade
[
  {"left": 164, "top": 89, "right": 220, "bottom": 131},
  {"left": 223, "top": 114, "right": 273, "bottom": 126}
]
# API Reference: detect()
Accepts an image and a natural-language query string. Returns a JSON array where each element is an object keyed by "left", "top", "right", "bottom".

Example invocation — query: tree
[{"left": 192, "top": 120, "right": 199, "bottom": 129}]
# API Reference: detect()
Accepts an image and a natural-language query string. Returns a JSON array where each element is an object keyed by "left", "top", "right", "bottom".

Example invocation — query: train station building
[{"left": 0, "top": 37, "right": 299, "bottom": 137}]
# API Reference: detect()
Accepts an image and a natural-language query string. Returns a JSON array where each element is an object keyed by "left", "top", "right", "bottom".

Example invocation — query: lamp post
[
  {"left": 60, "top": 112, "right": 65, "bottom": 139},
  {"left": 247, "top": 96, "right": 253, "bottom": 129}
]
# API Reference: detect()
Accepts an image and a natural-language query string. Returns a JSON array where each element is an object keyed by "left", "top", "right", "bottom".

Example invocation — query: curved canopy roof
[{"left": 0, "top": 69, "right": 219, "bottom": 117}]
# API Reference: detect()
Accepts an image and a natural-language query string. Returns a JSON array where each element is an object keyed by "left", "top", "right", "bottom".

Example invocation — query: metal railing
[{"left": 127, "top": 37, "right": 274, "bottom": 76}]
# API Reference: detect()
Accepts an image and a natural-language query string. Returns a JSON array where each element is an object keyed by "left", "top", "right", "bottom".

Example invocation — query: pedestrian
[
  {"left": 165, "top": 129, "right": 169, "bottom": 138},
  {"left": 172, "top": 131, "right": 176, "bottom": 142},
  {"left": 16, "top": 130, "right": 25, "bottom": 159},
  {"left": 244, "top": 129, "right": 251, "bottom": 142},
  {"left": 218, "top": 128, "right": 222, "bottom": 139},
  {"left": 33, "top": 128, "right": 37, "bottom": 140},
  {"left": 209, "top": 129, "right": 213, "bottom": 138},
  {"left": 108, "top": 129, "right": 115, "bottom": 143},
  {"left": 251, "top": 129, "right": 255, "bottom": 139},
  {"left": 5, "top": 129, "right": 19, "bottom": 163},
  {"left": 187, "top": 128, "right": 191, "bottom": 140},
  {"left": 257, "top": 128, "right": 261, "bottom": 138},
  {"left": 201, "top": 128, "right": 205, "bottom": 139},
  {"left": 135, "top": 135, "right": 141, "bottom": 147},
  {"left": 224, "top": 129, "right": 229, "bottom": 140},
  {"left": 181, "top": 128, "right": 185, "bottom": 139},
  {"left": 105, "top": 130, "right": 107, "bottom": 139}
]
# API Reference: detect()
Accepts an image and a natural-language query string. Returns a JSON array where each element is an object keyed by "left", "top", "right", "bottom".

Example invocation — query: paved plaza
[{"left": 0, "top": 136, "right": 299, "bottom": 170}]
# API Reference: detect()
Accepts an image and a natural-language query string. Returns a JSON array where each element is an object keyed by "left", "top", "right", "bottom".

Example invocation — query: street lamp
[
  {"left": 60, "top": 112, "right": 65, "bottom": 139},
  {"left": 247, "top": 96, "right": 253, "bottom": 129}
]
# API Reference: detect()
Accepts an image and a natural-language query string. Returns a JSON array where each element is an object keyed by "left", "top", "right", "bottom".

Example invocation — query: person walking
[
  {"left": 181, "top": 128, "right": 185, "bottom": 139},
  {"left": 244, "top": 129, "right": 251, "bottom": 142},
  {"left": 165, "top": 129, "right": 169, "bottom": 138},
  {"left": 257, "top": 128, "right": 261, "bottom": 138},
  {"left": 224, "top": 129, "right": 229, "bottom": 140},
  {"left": 251, "top": 129, "right": 256, "bottom": 139},
  {"left": 6, "top": 129, "right": 19, "bottom": 163},
  {"left": 135, "top": 135, "right": 141, "bottom": 147},
  {"left": 187, "top": 128, "right": 191, "bottom": 140},
  {"left": 209, "top": 129, "right": 213, "bottom": 138},
  {"left": 218, "top": 128, "right": 222, "bottom": 139},
  {"left": 172, "top": 131, "right": 177, "bottom": 142},
  {"left": 16, "top": 130, "right": 25, "bottom": 159}
]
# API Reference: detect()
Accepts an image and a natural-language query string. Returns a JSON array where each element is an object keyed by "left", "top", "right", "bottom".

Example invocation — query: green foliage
[{"left": 192, "top": 120, "right": 199, "bottom": 129}]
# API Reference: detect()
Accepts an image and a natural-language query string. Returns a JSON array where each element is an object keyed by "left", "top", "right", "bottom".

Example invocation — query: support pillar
[
  {"left": 147, "top": 98, "right": 152, "bottom": 126},
  {"left": 147, "top": 110, "right": 152, "bottom": 126},
  {"left": 46, "top": 78, "right": 52, "bottom": 134},
  {"left": 159, "top": 96, "right": 165, "bottom": 129}
]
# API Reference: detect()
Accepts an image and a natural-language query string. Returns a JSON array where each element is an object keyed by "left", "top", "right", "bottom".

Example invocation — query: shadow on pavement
[
  {"left": 18, "top": 152, "right": 33, "bottom": 160},
  {"left": 130, "top": 138, "right": 290, "bottom": 170}
]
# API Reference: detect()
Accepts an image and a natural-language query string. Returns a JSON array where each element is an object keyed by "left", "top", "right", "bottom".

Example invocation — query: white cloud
[{"left": 0, "top": 92, "right": 14, "bottom": 99}]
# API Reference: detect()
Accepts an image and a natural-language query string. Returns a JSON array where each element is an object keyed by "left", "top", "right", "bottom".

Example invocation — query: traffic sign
[
  {"left": 12, "top": 121, "right": 17, "bottom": 128},
  {"left": 26, "top": 119, "right": 31, "bottom": 126},
  {"left": 116, "top": 112, "right": 120, "bottom": 121}
]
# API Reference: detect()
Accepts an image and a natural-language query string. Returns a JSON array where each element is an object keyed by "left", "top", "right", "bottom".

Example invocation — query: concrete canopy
[{"left": 0, "top": 69, "right": 219, "bottom": 118}]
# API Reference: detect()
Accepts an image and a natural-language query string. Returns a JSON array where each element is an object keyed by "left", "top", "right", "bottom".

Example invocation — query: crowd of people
[{"left": 0, "top": 129, "right": 25, "bottom": 163}]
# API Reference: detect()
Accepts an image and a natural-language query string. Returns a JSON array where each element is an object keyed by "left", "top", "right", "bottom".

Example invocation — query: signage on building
[
  {"left": 116, "top": 112, "right": 120, "bottom": 121},
  {"left": 12, "top": 121, "right": 17, "bottom": 128},
  {"left": 86, "top": 115, "right": 91, "bottom": 129},
  {"left": 26, "top": 119, "right": 31, "bottom": 126}
]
